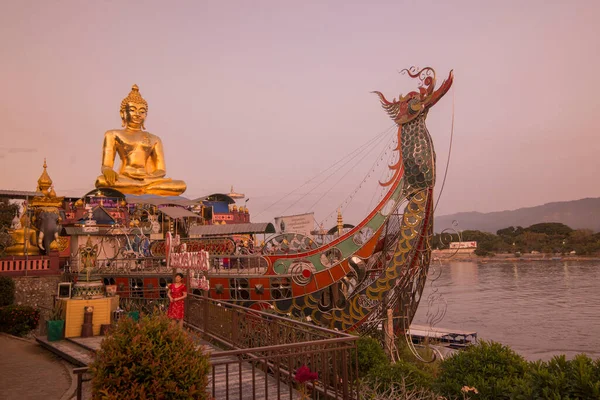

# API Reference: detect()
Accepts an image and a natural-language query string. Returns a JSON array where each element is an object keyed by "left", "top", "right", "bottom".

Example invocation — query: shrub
[
  {"left": 512, "top": 354, "right": 600, "bottom": 399},
  {"left": 352, "top": 335, "right": 389, "bottom": 377},
  {"left": 0, "top": 305, "right": 40, "bottom": 336},
  {"left": 357, "top": 378, "right": 443, "bottom": 399},
  {"left": 367, "top": 360, "right": 434, "bottom": 391},
  {"left": 0, "top": 276, "right": 15, "bottom": 306},
  {"left": 396, "top": 338, "right": 442, "bottom": 377},
  {"left": 434, "top": 340, "right": 527, "bottom": 399},
  {"left": 48, "top": 301, "right": 65, "bottom": 321},
  {"left": 90, "top": 314, "right": 210, "bottom": 399}
]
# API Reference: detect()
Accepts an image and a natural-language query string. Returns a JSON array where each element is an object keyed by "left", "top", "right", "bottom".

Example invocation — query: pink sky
[{"left": 1, "top": 0, "right": 599, "bottom": 227}]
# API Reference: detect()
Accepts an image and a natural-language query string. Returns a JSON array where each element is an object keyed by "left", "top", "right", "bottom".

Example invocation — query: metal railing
[
  {"left": 72, "top": 294, "right": 359, "bottom": 399},
  {"left": 73, "top": 367, "right": 90, "bottom": 400},
  {"left": 187, "top": 294, "right": 359, "bottom": 399},
  {"left": 88, "top": 254, "right": 268, "bottom": 276}
]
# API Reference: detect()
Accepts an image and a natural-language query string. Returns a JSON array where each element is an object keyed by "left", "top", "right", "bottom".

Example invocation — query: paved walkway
[{"left": 0, "top": 334, "right": 73, "bottom": 400}]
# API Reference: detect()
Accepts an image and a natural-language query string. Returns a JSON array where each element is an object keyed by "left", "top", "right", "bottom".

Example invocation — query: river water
[{"left": 412, "top": 260, "right": 600, "bottom": 361}]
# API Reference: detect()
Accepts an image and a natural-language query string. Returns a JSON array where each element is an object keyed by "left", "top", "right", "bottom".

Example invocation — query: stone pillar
[
  {"left": 384, "top": 308, "right": 394, "bottom": 358},
  {"left": 48, "top": 250, "right": 60, "bottom": 274}
]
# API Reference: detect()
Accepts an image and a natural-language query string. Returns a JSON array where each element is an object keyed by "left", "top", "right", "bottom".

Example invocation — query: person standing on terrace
[{"left": 167, "top": 273, "right": 187, "bottom": 328}]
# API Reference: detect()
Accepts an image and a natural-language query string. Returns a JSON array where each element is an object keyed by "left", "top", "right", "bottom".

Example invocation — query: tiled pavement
[{"left": 0, "top": 333, "right": 73, "bottom": 400}]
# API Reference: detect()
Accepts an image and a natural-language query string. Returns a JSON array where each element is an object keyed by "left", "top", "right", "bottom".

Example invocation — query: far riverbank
[{"left": 432, "top": 251, "right": 600, "bottom": 263}]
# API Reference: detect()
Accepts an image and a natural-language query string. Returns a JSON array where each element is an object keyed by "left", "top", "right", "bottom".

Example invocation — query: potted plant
[
  {"left": 120, "top": 299, "right": 139, "bottom": 322},
  {"left": 47, "top": 301, "right": 65, "bottom": 342}
]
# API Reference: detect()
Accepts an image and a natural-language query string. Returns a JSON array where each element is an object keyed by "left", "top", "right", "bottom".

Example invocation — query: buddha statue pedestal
[{"left": 72, "top": 277, "right": 105, "bottom": 300}]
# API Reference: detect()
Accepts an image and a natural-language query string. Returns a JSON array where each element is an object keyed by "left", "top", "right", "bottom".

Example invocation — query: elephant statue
[{"left": 36, "top": 211, "right": 60, "bottom": 255}]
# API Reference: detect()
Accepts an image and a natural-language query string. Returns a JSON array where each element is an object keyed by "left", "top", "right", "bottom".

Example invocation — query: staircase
[{"left": 36, "top": 336, "right": 97, "bottom": 367}]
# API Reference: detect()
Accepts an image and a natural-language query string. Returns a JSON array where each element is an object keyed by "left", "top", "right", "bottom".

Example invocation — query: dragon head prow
[{"left": 373, "top": 67, "right": 453, "bottom": 125}]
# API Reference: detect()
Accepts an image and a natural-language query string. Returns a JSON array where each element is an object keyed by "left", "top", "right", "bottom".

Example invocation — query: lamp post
[{"left": 24, "top": 197, "right": 29, "bottom": 276}]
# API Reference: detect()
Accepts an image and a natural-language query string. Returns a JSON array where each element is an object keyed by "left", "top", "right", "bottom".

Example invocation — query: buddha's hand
[
  {"left": 148, "top": 169, "right": 166, "bottom": 179},
  {"left": 123, "top": 166, "right": 147, "bottom": 180},
  {"left": 102, "top": 168, "right": 119, "bottom": 185}
]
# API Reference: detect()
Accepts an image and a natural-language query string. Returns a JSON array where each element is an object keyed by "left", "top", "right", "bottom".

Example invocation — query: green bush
[
  {"left": 358, "top": 378, "right": 442, "bottom": 399},
  {"left": 395, "top": 338, "right": 442, "bottom": 377},
  {"left": 352, "top": 336, "right": 389, "bottom": 378},
  {"left": 90, "top": 314, "right": 210, "bottom": 399},
  {"left": 0, "top": 276, "right": 15, "bottom": 306},
  {"left": 512, "top": 354, "right": 600, "bottom": 399},
  {"left": 367, "top": 360, "right": 434, "bottom": 391},
  {"left": 0, "top": 305, "right": 40, "bottom": 336},
  {"left": 434, "top": 340, "right": 527, "bottom": 399}
]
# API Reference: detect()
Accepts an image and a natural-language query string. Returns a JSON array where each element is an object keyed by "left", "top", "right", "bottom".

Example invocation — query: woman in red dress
[{"left": 167, "top": 273, "right": 187, "bottom": 328}]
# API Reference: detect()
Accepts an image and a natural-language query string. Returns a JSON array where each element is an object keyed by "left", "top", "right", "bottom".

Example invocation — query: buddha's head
[{"left": 120, "top": 84, "right": 148, "bottom": 130}]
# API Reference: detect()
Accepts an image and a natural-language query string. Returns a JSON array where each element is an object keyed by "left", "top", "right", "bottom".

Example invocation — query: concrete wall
[{"left": 12, "top": 275, "right": 62, "bottom": 335}]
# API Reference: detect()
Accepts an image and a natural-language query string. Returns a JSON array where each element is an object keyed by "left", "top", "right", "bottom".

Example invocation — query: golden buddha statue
[
  {"left": 95, "top": 85, "right": 186, "bottom": 196},
  {"left": 5, "top": 208, "right": 39, "bottom": 256}
]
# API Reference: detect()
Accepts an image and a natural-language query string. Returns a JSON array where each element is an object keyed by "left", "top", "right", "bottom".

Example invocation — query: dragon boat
[{"left": 159, "top": 67, "right": 452, "bottom": 333}]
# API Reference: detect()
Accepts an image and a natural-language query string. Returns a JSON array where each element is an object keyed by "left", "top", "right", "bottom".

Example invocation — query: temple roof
[
  {"left": 194, "top": 193, "right": 236, "bottom": 205},
  {"left": 125, "top": 194, "right": 197, "bottom": 207},
  {"left": 83, "top": 188, "right": 127, "bottom": 199},
  {"left": 188, "top": 222, "right": 275, "bottom": 237},
  {"left": 0, "top": 189, "right": 44, "bottom": 199},
  {"left": 77, "top": 205, "right": 116, "bottom": 225}
]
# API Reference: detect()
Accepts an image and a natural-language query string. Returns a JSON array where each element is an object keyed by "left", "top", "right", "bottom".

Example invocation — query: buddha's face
[{"left": 124, "top": 102, "right": 147, "bottom": 128}]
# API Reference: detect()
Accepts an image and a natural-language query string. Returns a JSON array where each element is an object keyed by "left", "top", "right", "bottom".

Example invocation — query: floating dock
[{"left": 408, "top": 324, "right": 477, "bottom": 347}]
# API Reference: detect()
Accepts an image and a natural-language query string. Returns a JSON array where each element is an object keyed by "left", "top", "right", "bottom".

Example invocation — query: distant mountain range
[{"left": 434, "top": 197, "right": 600, "bottom": 233}]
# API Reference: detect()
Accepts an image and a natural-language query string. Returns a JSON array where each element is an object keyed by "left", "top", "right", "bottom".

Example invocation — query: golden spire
[
  {"left": 337, "top": 208, "right": 344, "bottom": 236},
  {"left": 37, "top": 158, "right": 53, "bottom": 193},
  {"left": 228, "top": 185, "right": 245, "bottom": 199}
]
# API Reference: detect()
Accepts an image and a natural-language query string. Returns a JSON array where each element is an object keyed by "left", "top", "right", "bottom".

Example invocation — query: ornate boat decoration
[{"left": 203, "top": 67, "right": 454, "bottom": 333}]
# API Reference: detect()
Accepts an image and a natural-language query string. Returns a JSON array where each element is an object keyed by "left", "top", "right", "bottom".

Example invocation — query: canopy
[
  {"left": 158, "top": 206, "right": 201, "bottom": 220},
  {"left": 125, "top": 195, "right": 198, "bottom": 207}
]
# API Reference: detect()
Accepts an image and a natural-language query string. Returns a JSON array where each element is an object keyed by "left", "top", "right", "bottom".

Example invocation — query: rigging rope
[
  {"left": 433, "top": 84, "right": 456, "bottom": 213},
  {"left": 366, "top": 146, "right": 395, "bottom": 217},
  {"left": 253, "top": 124, "right": 396, "bottom": 218},
  {"left": 316, "top": 131, "right": 396, "bottom": 227},
  {"left": 339, "top": 134, "right": 396, "bottom": 213},
  {"left": 300, "top": 128, "right": 392, "bottom": 218}
]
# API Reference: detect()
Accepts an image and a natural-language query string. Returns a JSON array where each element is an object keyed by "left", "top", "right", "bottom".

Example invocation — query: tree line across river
[{"left": 432, "top": 222, "right": 600, "bottom": 256}]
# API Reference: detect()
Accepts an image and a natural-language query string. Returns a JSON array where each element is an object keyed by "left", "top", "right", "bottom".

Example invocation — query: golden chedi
[
  {"left": 30, "top": 159, "right": 63, "bottom": 208},
  {"left": 95, "top": 85, "right": 186, "bottom": 196}
]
